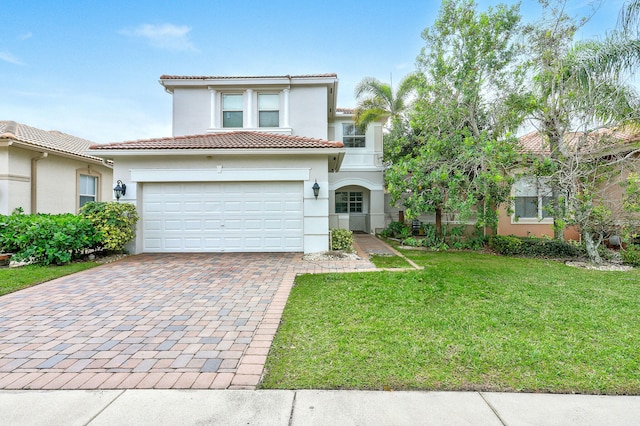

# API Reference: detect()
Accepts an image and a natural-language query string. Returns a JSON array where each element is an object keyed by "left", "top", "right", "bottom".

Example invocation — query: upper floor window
[
  {"left": 222, "top": 94, "right": 243, "bottom": 128},
  {"left": 514, "top": 177, "right": 553, "bottom": 219},
  {"left": 343, "top": 123, "right": 365, "bottom": 148},
  {"left": 258, "top": 94, "right": 280, "bottom": 127},
  {"left": 79, "top": 174, "right": 97, "bottom": 208}
]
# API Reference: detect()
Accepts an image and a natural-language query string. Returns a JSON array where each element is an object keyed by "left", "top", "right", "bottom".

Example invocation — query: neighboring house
[
  {"left": 0, "top": 121, "right": 113, "bottom": 216},
  {"left": 497, "top": 128, "right": 640, "bottom": 239},
  {"left": 88, "top": 74, "right": 385, "bottom": 254}
]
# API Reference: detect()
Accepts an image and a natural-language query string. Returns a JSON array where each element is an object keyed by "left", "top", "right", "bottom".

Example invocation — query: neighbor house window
[
  {"left": 335, "top": 191, "right": 363, "bottom": 213},
  {"left": 222, "top": 94, "right": 243, "bottom": 128},
  {"left": 79, "top": 174, "right": 97, "bottom": 208},
  {"left": 258, "top": 93, "right": 280, "bottom": 127},
  {"left": 513, "top": 177, "right": 553, "bottom": 219},
  {"left": 343, "top": 123, "right": 365, "bottom": 148}
]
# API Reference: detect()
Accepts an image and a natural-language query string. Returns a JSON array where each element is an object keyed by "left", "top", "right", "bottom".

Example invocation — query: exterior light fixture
[
  {"left": 312, "top": 180, "right": 320, "bottom": 199},
  {"left": 113, "top": 180, "right": 126, "bottom": 201}
]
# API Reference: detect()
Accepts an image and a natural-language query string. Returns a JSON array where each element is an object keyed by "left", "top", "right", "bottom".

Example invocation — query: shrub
[
  {"left": 330, "top": 228, "right": 354, "bottom": 252},
  {"left": 488, "top": 235, "right": 522, "bottom": 256},
  {"left": 401, "top": 237, "right": 420, "bottom": 247},
  {"left": 0, "top": 210, "right": 100, "bottom": 265},
  {"left": 489, "top": 235, "right": 582, "bottom": 258},
  {"left": 622, "top": 244, "right": 640, "bottom": 267},
  {"left": 380, "top": 221, "right": 411, "bottom": 239},
  {"left": 80, "top": 202, "right": 139, "bottom": 252}
]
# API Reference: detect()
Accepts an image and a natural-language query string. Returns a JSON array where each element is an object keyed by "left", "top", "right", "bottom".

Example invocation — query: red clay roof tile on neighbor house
[
  {"left": 0, "top": 120, "right": 105, "bottom": 161},
  {"left": 519, "top": 127, "right": 640, "bottom": 155},
  {"left": 336, "top": 108, "right": 355, "bottom": 114},
  {"left": 89, "top": 131, "right": 344, "bottom": 150},
  {"left": 159, "top": 74, "right": 338, "bottom": 80}
]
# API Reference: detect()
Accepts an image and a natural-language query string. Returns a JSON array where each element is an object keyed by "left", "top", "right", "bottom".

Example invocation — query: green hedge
[
  {"left": 0, "top": 210, "right": 100, "bottom": 265},
  {"left": 488, "top": 235, "right": 583, "bottom": 258},
  {"left": 0, "top": 202, "right": 139, "bottom": 266}
]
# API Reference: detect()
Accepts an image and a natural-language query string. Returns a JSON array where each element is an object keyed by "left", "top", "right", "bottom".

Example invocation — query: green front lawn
[
  {"left": 261, "top": 251, "right": 640, "bottom": 394},
  {"left": 369, "top": 254, "right": 413, "bottom": 269},
  {"left": 0, "top": 262, "right": 99, "bottom": 296}
]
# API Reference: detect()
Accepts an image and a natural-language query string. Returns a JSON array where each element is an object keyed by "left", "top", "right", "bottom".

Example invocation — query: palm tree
[
  {"left": 571, "top": 0, "right": 640, "bottom": 88},
  {"left": 620, "top": 0, "right": 640, "bottom": 35},
  {"left": 353, "top": 73, "right": 419, "bottom": 130}
]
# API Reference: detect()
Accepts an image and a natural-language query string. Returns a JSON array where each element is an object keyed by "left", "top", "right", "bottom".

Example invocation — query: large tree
[
  {"left": 522, "top": 0, "right": 640, "bottom": 262},
  {"left": 385, "top": 0, "right": 525, "bottom": 235}
]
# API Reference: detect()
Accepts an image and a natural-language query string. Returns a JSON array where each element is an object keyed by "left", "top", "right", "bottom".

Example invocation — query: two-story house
[{"left": 88, "top": 74, "right": 385, "bottom": 254}]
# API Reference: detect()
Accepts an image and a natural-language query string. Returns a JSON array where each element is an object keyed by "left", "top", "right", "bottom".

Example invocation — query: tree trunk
[
  {"left": 552, "top": 187, "right": 565, "bottom": 241},
  {"left": 583, "top": 231, "right": 602, "bottom": 264},
  {"left": 435, "top": 207, "right": 443, "bottom": 238}
]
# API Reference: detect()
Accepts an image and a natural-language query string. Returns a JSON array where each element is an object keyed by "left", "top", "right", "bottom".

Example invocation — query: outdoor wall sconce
[
  {"left": 312, "top": 180, "right": 320, "bottom": 199},
  {"left": 113, "top": 180, "right": 126, "bottom": 201}
]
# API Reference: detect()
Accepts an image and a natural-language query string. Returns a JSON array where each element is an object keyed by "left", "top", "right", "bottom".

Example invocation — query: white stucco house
[
  {"left": 88, "top": 74, "right": 385, "bottom": 254},
  {"left": 0, "top": 121, "right": 113, "bottom": 216}
]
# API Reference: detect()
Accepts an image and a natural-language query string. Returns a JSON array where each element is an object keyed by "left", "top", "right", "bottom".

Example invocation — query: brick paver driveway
[{"left": 0, "top": 252, "right": 375, "bottom": 390}]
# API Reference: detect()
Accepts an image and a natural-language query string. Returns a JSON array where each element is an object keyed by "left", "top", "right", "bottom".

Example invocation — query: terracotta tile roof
[
  {"left": 336, "top": 108, "right": 355, "bottom": 114},
  {"left": 159, "top": 74, "right": 337, "bottom": 80},
  {"left": 89, "top": 131, "right": 344, "bottom": 151},
  {"left": 519, "top": 127, "right": 640, "bottom": 155},
  {"left": 0, "top": 120, "right": 106, "bottom": 162}
]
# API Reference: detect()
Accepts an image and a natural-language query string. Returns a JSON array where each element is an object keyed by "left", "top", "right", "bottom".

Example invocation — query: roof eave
[
  {"left": 160, "top": 75, "right": 338, "bottom": 91},
  {"left": 86, "top": 147, "right": 346, "bottom": 158},
  {"left": 2, "top": 138, "right": 112, "bottom": 166}
]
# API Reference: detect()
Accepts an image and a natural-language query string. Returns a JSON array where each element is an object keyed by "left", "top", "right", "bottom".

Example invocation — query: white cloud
[
  {"left": 0, "top": 51, "right": 24, "bottom": 65},
  {"left": 19, "top": 32, "right": 33, "bottom": 40},
  {"left": 119, "top": 23, "right": 197, "bottom": 52}
]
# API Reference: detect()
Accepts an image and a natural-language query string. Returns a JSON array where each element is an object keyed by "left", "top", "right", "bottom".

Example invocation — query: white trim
[
  {"left": 510, "top": 216, "right": 554, "bottom": 225},
  {"left": 208, "top": 87, "right": 217, "bottom": 128},
  {"left": 283, "top": 88, "right": 290, "bottom": 128},
  {"left": 205, "top": 127, "right": 293, "bottom": 135},
  {"left": 246, "top": 89, "right": 254, "bottom": 128},
  {"left": 330, "top": 178, "right": 384, "bottom": 191},
  {"left": 130, "top": 168, "right": 310, "bottom": 182}
]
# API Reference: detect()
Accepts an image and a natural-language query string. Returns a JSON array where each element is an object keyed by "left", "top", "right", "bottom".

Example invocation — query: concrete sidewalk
[{"left": 1, "top": 389, "right": 638, "bottom": 426}]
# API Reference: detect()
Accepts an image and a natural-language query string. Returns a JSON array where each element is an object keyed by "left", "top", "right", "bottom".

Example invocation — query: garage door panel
[
  {"left": 284, "top": 219, "right": 303, "bottom": 230},
  {"left": 143, "top": 182, "right": 303, "bottom": 252}
]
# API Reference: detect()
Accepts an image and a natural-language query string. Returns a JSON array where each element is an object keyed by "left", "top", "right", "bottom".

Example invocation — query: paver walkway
[{"left": 0, "top": 246, "right": 380, "bottom": 390}]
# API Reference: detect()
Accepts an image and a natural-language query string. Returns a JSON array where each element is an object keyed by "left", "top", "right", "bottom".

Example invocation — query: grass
[
  {"left": 261, "top": 251, "right": 640, "bottom": 394},
  {"left": 369, "top": 254, "right": 413, "bottom": 269},
  {"left": 0, "top": 262, "right": 100, "bottom": 296}
]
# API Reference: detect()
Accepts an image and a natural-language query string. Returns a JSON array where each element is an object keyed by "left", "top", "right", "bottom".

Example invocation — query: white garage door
[{"left": 142, "top": 182, "right": 303, "bottom": 252}]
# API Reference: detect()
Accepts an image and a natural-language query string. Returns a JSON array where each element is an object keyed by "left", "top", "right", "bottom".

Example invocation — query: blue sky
[{"left": 0, "top": 0, "right": 628, "bottom": 143}]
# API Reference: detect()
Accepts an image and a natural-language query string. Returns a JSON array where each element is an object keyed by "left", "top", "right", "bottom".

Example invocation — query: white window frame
[
  {"left": 222, "top": 93, "right": 244, "bottom": 128},
  {"left": 258, "top": 93, "right": 280, "bottom": 128},
  {"left": 342, "top": 123, "right": 366, "bottom": 148},
  {"left": 512, "top": 177, "right": 554, "bottom": 223},
  {"left": 77, "top": 171, "right": 99, "bottom": 210}
]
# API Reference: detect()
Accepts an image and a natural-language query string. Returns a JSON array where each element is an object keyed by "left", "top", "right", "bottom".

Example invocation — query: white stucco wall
[
  {"left": 288, "top": 86, "right": 328, "bottom": 139},
  {"left": 172, "top": 88, "right": 211, "bottom": 136},
  {"left": 170, "top": 84, "right": 330, "bottom": 140},
  {"left": 109, "top": 153, "right": 333, "bottom": 254}
]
